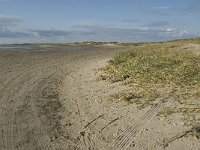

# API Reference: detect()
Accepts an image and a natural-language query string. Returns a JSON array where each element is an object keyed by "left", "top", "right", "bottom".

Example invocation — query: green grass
[
  {"left": 100, "top": 38, "right": 200, "bottom": 111},
  {"left": 102, "top": 46, "right": 200, "bottom": 86}
]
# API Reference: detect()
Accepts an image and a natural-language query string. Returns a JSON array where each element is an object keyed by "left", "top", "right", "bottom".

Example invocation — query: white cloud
[
  {"left": 0, "top": 18, "right": 194, "bottom": 44},
  {"left": 147, "top": 21, "right": 170, "bottom": 27},
  {"left": 178, "top": 30, "right": 189, "bottom": 37},
  {"left": 164, "top": 28, "right": 176, "bottom": 32},
  {"left": 0, "top": 15, "right": 23, "bottom": 27}
]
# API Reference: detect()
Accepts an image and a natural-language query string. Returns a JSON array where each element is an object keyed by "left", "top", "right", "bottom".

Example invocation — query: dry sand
[{"left": 0, "top": 46, "right": 200, "bottom": 150}]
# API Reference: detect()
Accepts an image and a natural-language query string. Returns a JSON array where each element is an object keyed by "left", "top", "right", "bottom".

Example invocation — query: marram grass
[
  {"left": 100, "top": 40, "right": 200, "bottom": 116},
  {"left": 102, "top": 46, "right": 200, "bottom": 86}
]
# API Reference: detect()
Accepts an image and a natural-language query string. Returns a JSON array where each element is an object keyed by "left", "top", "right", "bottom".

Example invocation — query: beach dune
[{"left": 0, "top": 45, "right": 200, "bottom": 150}]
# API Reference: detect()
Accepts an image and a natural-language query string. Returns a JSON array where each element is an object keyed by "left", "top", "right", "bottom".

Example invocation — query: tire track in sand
[
  {"left": 0, "top": 67, "right": 56, "bottom": 149},
  {"left": 111, "top": 94, "right": 173, "bottom": 149}
]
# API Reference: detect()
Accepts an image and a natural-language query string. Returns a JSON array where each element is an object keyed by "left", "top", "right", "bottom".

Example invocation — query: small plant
[
  {"left": 109, "top": 92, "right": 142, "bottom": 103},
  {"left": 157, "top": 107, "right": 175, "bottom": 117}
]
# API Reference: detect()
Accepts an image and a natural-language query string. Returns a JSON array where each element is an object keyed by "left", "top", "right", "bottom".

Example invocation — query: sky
[{"left": 0, "top": 0, "right": 200, "bottom": 44}]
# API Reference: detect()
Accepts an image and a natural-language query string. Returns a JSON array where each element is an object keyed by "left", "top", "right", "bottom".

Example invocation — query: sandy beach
[{"left": 0, "top": 45, "right": 200, "bottom": 150}]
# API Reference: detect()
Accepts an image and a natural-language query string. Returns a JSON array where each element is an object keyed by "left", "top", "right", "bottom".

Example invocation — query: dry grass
[{"left": 100, "top": 38, "right": 200, "bottom": 114}]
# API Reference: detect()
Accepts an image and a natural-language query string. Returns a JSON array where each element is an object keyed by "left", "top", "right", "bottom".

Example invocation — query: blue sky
[{"left": 0, "top": 0, "right": 200, "bottom": 43}]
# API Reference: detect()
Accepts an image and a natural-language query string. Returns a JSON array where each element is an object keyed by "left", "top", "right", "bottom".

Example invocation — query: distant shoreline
[{"left": 1, "top": 37, "right": 200, "bottom": 47}]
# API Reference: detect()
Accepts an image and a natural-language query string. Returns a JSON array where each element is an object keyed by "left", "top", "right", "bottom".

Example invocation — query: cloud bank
[
  {"left": 0, "top": 16, "right": 23, "bottom": 27},
  {"left": 0, "top": 15, "right": 196, "bottom": 44}
]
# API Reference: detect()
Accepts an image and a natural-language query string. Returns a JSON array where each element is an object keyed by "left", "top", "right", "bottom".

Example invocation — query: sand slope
[{"left": 0, "top": 46, "right": 200, "bottom": 150}]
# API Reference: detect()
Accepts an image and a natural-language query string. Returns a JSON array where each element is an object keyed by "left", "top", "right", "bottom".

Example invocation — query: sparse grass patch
[
  {"left": 157, "top": 107, "right": 175, "bottom": 117},
  {"left": 100, "top": 38, "right": 200, "bottom": 118},
  {"left": 102, "top": 46, "right": 200, "bottom": 86},
  {"left": 109, "top": 92, "right": 142, "bottom": 104}
]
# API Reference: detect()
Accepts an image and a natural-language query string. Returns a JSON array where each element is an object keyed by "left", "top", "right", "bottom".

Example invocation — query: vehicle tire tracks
[
  {"left": 111, "top": 94, "right": 173, "bottom": 149},
  {"left": 0, "top": 64, "right": 58, "bottom": 149}
]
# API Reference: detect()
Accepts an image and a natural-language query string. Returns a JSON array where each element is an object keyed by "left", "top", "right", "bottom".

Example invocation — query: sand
[{"left": 0, "top": 46, "right": 200, "bottom": 150}]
